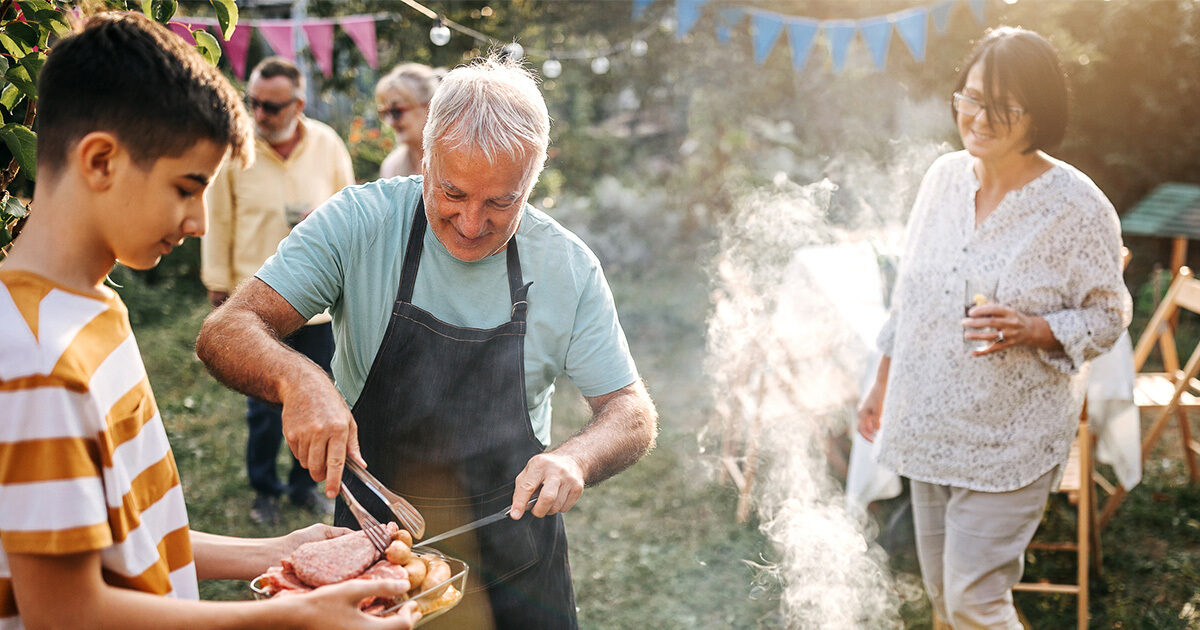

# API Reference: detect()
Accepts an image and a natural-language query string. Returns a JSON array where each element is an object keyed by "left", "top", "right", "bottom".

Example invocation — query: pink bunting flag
[
  {"left": 338, "top": 16, "right": 378, "bottom": 69},
  {"left": 221, "top": 23, "right": 252, "bottom": 80},
  {"left": 302, "top": 22, "right": 336, "bottom": 77},
  {"left": 258, "top": 22, "right": 296, "bottom": 60}
]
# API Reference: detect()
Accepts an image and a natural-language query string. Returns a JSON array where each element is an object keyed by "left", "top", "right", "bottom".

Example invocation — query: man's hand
[
  {"left": 509, "top": 452, "right": 585, "bottom": 519},
  {"left": 208, "top": 290, "right": 229, "bottom": 308},
  {"left": 279, "top": 374, "right": 365, "bottom": 498}
]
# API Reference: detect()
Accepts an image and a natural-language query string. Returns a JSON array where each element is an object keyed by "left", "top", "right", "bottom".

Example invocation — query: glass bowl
[{"left": 250, "top": 549, "right": 468, "bottom": 627}]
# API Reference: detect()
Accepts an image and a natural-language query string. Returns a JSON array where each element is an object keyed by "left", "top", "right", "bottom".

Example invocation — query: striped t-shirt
[{"left": 0, "top": 270, "right": 197, "bottom": 627}]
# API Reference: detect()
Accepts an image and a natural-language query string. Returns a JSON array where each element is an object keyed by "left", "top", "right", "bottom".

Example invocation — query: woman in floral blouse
[{"left": 857, "top": 27, "right": 1131, "bottom": 629}]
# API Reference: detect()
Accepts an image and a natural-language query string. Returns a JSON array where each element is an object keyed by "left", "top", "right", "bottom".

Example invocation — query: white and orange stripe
[{"left": 0, "top": 270, "right": 197, "bottom": 626}]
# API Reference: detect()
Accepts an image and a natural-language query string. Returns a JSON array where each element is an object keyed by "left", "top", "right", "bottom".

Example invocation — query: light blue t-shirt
[{"left": 256, "top": 176, "right": 638, "bottom": 446}]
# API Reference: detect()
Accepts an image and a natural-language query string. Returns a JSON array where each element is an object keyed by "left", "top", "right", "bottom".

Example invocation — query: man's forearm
[
  {"left": 195, "top": 294, "right": 317, "bottom": 405},
  {"left": 554, "top": 380, "right": 658, "bottom": 486}
]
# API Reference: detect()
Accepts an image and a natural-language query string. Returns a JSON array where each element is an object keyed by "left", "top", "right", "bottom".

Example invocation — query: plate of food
[{"left": 251, "top": 523, "right": 467, "bottom": 625}]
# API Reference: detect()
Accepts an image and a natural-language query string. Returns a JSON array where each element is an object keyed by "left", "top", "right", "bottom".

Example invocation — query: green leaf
[
  {"left": 209, "top": 0, "right": 237, "bottom": 41},
  {"left": 0, "top": 123, "right": 37, "bottom": 181},
  {"left": 3, "top": 193, "right": 27, "bottom": 219},
  {"left": 16, "top": 0, "right": 55, "bottom": 14},
  {"left": 140, "top": 0, "right": 154, "bottom": 17},
  {"left": 0, "top": 32, "right": 30, "bottom": 59},
  {"left": 0, "top": 223, "right": 12, "bottom": 249},
  {"left": 5, "top": 22, "right": 40, "bottom": 49},
  {"left": 193, "top": 28, "right": 221, "bottom": 66},
  {"left": 34, "top": 9, "right": 70, "bottom": 39},
  {"left": 0, "top": 84, "right": 24, "bottom": 112},
  {"left": 4, "top": 65, "right": 35, "bottom": 101},
  {"left": 148, "top": 0, "right": 177, "bottom": 24}
]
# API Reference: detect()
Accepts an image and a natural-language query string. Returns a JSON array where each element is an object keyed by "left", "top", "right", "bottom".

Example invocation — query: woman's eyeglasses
[
  {"left": 952, "top": 92, "right": 1025, "bottom": 124},
  {"left": 246, "top": 96, "right": 298, "bottom": 115},
  {"left": 377, "top": 106, "right": 411, "bottom": 122}
]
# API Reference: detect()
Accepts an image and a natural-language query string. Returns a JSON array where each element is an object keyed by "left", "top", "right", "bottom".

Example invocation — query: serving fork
[
  {"left": 339, "top": 484, "right": 392, "bottom": 554},
  {"left": 345, "top": 458, "right": 427, "bottom": 538}
]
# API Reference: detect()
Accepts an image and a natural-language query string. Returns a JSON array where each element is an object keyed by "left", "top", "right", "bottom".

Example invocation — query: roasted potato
[
  {"left": 403, "top": 556, "right": 427, "bottom": 592},
  {"left": 386, "top": 540, "right": 412, "bottom": 565}
]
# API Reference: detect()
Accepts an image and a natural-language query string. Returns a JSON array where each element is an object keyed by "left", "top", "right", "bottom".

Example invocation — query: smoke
[{"left": 704, "top": 132, "right": 947, "bottom": 628}]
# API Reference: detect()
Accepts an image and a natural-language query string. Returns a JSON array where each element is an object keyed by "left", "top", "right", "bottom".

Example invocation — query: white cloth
[{"left": 873, "top": 151, "right": 1131, "bottom": 492}]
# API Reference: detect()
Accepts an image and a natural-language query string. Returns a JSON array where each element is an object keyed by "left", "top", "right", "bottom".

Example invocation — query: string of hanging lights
[{"left": 394, "top": 0, "right": 658, "bottom": 77}]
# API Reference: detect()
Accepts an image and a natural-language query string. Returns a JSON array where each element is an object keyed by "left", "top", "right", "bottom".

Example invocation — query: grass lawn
[{"left": 127, "top": 257, "right": 1199, "bottom": 628}]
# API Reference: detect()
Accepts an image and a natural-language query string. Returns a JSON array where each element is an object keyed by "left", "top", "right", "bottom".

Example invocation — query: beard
[{"left": 258, "top": 116, "right": 300, "bottom": 145}]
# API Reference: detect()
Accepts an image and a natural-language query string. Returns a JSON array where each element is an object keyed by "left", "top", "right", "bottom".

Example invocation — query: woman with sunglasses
[
  {"left": 857, "top": 27, "right": 1130, "bottom": 628},
  {"left": 375, "top": 63, "right": 443, "bottom": 179}
]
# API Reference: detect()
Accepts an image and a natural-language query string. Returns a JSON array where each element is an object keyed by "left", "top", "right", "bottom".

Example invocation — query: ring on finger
[{"left": 996, "top": 330, "right": 1006, "bottom": 343}]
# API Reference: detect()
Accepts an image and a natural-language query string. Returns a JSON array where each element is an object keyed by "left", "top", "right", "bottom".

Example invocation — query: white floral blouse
[{"left": 875, "top": 150, "right": 1132, "bottom": 492}]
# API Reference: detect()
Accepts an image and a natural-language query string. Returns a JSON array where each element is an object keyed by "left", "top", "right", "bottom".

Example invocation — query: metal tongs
[{"left": 344, "top": 459, "right": 427, "bottom": 538}]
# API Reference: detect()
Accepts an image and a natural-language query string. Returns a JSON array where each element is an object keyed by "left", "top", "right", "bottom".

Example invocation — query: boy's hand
[
  {"left": 273, "top": 524, "right": 353, "bottom": 563},
  {"left": 288, "top": 580, "right": 421, "bottom": 629}
]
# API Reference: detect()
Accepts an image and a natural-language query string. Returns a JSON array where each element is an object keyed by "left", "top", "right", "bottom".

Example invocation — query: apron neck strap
[{"left": 398, "top": 196, "right": 531, "bottom": 321}]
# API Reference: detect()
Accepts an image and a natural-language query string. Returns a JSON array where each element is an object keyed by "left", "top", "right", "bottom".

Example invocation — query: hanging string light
[
  {"left": 630, "top": 39, "right": 648, "bottom": 57},
  {"left": 591, "top": 56, "right": 610, "bottom": 74},
  {"left": 542, "top": 58, "right": 562, "bottom": 78},
  {"left": 502, "top": 42, "right": 525, "bottom": 61},
  {"left": 429, "top": 16, "right": 451, "bottom": 46}
]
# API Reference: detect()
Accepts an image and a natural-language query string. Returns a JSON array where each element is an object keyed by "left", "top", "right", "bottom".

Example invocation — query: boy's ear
[{"left": 74, "top": 131, "right": 124, "bottom": 191}]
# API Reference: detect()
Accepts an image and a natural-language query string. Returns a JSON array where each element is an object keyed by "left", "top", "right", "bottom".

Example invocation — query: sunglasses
[
  {"left": 377, "top": 105, "right": 411, "bottom": 121},
  {"left": 246, "top": 96, "right": 298, "bottom": 115}
]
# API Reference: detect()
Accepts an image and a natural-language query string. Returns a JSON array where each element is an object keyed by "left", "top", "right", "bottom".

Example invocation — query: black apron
[{"left": 335, "top": 202, "right": 577, "bottom": 629}]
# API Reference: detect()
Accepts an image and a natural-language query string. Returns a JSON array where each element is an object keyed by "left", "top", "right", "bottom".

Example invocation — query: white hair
[{"left": 422, "top": 55, "right": 550, "bottom": 190}]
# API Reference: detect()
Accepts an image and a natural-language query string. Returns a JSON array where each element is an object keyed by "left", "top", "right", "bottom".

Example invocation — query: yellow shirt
[
  {"left": 201, "top": 117, "right": 355, "bottom": 314},
  {"left": 0, "top": 271, "right": 198, "bottom": 624}
]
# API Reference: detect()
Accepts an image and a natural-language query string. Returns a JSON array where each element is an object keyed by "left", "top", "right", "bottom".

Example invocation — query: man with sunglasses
[{"left": 201, "top": 56, "right": 355, "bottom": 525}]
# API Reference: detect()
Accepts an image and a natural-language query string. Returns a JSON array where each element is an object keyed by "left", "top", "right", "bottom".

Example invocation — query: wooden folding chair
[
  {"left": 1013, "top": 403, "right": 1097, "bottom": 630},
  {"left": 1100, "top": 266, "right": 1200, "bottom": 526}
]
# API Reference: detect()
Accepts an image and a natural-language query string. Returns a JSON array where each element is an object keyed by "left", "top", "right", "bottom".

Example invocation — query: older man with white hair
[{"left": 196, "top": 56, "right": 657, "bottom": 628}]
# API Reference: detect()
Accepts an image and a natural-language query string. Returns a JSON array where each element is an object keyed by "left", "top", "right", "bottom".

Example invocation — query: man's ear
[{"left": 74, "top": 131, "right": 124, "bottom": 191}]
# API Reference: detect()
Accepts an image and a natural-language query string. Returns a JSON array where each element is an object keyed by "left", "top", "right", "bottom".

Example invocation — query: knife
[{"left": 413, "top": 496, "right": 538, "bottom": 549}]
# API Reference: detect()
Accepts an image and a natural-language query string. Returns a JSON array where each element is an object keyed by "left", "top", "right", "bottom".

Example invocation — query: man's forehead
[{"left": 248, "top": 75, "right": 297, "bottom": 95}]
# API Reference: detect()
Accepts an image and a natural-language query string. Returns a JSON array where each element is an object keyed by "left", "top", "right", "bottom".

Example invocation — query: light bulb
[
  {"left": 502, "top": 42, "right": 525, "bottom": 61},
  {"left": 430, "top": 23, "right": 451, "bottom": 46},
  {"left": 591, "top": 56, "right": 610, "bottom": 74},
  {"left": 630, "top": 39, "right": 648, "bottom": 57},
  {"left": 542, "top": 59, "right": 562, "bottom": 79}
]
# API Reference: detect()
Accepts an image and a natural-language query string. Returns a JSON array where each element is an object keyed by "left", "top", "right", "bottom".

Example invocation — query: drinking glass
[{"left": 963, "top": 277, "right": 998, "bottom": 352}]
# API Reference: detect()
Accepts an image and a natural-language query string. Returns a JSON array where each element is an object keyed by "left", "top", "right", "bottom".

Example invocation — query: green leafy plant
[{"left": 0, "top": 0, "right": 238, "bottom": 253}]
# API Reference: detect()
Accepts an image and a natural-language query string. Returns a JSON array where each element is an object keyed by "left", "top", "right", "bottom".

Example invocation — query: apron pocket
[{"left": 468, "top": 512, "right": 540, "bottom": 592}]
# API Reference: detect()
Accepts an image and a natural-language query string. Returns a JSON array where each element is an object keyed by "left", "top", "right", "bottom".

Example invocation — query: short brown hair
[
  {"left": 951, "top": 26, "right": 1069, "bottom": 153},
  {"left": 37, "top": 12, "right": 253, "bottom": 179},
  {"left": 250, "top": 56, "right": 304, "bottom": 92}
]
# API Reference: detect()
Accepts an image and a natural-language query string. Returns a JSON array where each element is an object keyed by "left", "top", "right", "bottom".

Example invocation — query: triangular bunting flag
[
  {"left": 716, "top": 7, "right": 744, "bottom": 44},
  {"left": 931, "top": 0, "right": 954, "bottom": 34},
  {"left": 258, "top": 22, "right": 295, "bottom": 60},
  {"left": 751, "top": 11, "right": 784, "bottom": 64},
  {"left": 339, "top": 16, "right": 378, "bottom": 69},
  {"left": 633, "top": 0, "right": 654, "bottom": 20},
  {"left": 967, "top": 0, "right": 986, "bottom": 23},
  {"left": 302, "top": 22, "right": 335, "bottom": 77},
  {"left": 675, "top": 0, "right": 707, "bottom": 41},
  {"left": 220, "top": 22, "right": 252, "bottom": 79},
  {"left": 785, "top": 17, "right": 819, "bottom": 72},
  {"left": 824, "top": 20, "right": 856, "bottom": 74},
  {"left": 893, "top": 8, "right": 928, "bottom": 62},
  {"left": 857, "top": 16, "right": 891, "bottom": 70}
]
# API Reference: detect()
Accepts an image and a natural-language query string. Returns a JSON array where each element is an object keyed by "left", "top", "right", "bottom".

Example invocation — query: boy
[{"left": 0, "top": 12, "right": 419, "bottom": 629}]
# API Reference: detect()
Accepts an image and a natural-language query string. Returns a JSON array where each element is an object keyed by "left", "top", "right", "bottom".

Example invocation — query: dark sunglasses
[
  {"left": 246, "top": 96, "right": 298, "bottom": 115},
  {"left": 377, "top": 105, "right": 411, "bottom": 121}
]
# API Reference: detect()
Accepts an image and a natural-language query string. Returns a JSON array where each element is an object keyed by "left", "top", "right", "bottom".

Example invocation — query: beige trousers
[{"left": 910, "top": 467, "right": 1056, "bottom": 630}]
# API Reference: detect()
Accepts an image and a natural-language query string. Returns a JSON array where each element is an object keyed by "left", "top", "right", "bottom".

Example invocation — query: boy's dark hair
[
  {"left": 37, "top": 11, "right": 253, "bottom": 179},
  {"left": 250, "top": 56, "right": 304, "bottom": 91},
  {"left": 951, "top": 26, "right": 1069, "bottom": 154}
]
